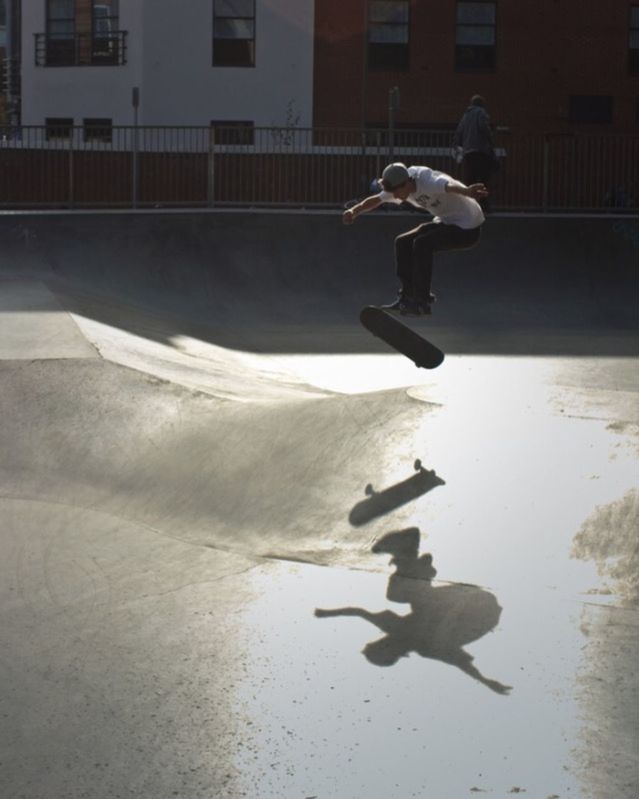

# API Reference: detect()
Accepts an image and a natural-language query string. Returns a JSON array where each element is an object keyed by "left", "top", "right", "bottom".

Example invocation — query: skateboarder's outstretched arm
[
  {"left": 445, "top": 181, "right": 489, "bottom": 201},
  {"left": 342, "top": 193, "right": 383, "bottom": 225}
]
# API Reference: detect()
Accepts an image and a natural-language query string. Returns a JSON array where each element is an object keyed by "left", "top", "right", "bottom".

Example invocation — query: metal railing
[
  {"left": 34, "top": 32, "right": 128, "bottom": 67},
  {"left": 0, "top": 124, "right": 637, "bottom": 212}
]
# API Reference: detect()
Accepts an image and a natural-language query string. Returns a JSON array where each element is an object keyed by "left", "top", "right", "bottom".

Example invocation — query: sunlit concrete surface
[
  {"left": 0, "top": 212, "right": 638, "bottom": 799},
  {"left": 0, "top": 280, "right": 97, "bottom": 360}
]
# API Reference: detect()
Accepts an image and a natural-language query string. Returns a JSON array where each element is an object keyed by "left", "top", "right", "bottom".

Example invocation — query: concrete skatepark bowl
[{"left": 1, "top": 211, "right": 638, "bottom": 798}]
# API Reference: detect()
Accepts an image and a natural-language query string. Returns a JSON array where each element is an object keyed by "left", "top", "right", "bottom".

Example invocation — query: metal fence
[{"left": 0, "top": 125, "right": 637, "bottom": 213}]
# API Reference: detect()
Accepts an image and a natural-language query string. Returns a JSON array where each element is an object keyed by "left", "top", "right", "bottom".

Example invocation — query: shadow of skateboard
[
  {"left": 349, "top": 459, "right": 445, "bottom": 526},
  {"left": 360, "top": 306, "right": 444, "bottom": 369}
]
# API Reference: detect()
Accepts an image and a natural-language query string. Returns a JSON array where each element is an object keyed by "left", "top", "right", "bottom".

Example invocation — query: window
[
  {"left": 45, "top": 0, "right": 75, "bottom": 65},
  {"left": 83, "top": 117, "right": 112, "bottom": 143},
  {"left": 46, "top": 0, "right": 74, "bottom": 38},
  {"left": 368, "top": 0, "right": 410, "bottom": 71},
  {"left": 456, "top": 1, "right": 496, "bottom": 70},
  {"left": 45, "top": 117, "right": 73, "bottom": 140},
  {"left": 213, "top": 0, "right": 255, "bottom": 67},
  {"left": 210, "top": 120, "right": 254, "bottom": 145},
  {"left": 92, "top": 0, "right": 119, "bottom": 61},
  {"left": 630, "top": 6, "right": 639, "bottom": 74},
  {"left": 0, "top": 1, "right": 6, "bottom": 49},
  {"left": 38, "top": 0, "right": 126, "bottom": 66},
  {"left": 568, "top": 95, "right": 613, "bottom": 124},
  {"left": 92, "top": 0, "right": 119, "bottom": 36}
]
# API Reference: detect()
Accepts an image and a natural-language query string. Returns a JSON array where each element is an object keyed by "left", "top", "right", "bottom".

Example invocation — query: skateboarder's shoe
[
  {"left": 402, "top": 299, "right": 431, "bottom": 316},
  {"left": 411, "top": 292, "right": 436, "bottom": 316},
  {"left": 379, "top": 294, "right": 408, "bottom": 312},
  {"left": 381, "top": 296, "right": 430, "bottom": 316},
  {"left": 415, "top": 291, "right": 437, "bottom": 305}
]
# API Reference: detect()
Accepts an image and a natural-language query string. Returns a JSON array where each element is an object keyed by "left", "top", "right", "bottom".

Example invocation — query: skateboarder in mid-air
[{"left": 342, "top": 163, "right": 488, "bottom": 316}]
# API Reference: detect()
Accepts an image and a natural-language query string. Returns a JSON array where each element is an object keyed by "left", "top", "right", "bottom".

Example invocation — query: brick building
[{"left": 313, "top": 0, "right": 639, "bottom": 134}]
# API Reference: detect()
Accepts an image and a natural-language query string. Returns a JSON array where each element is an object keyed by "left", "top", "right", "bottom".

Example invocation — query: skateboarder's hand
[
  {"left": 342, "top": 209, "right": 355, "bottom": 225},
  {"left": 466, "top": 183, "right": 489, "bottom": 199}
]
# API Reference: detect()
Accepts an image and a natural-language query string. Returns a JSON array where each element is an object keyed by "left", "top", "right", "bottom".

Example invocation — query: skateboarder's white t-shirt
[{"left": 378, "top": 166, "right": 485, "bottom": 229}]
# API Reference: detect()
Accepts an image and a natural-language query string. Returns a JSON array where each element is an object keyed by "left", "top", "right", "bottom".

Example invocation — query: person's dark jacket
[{"left": 453, "top": 105, "right": 494, "bottom": 157}]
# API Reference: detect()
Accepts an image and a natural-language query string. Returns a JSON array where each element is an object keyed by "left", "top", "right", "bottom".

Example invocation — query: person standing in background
[{"left": 453, "top": 95, "right": 497, "bottom": 209}]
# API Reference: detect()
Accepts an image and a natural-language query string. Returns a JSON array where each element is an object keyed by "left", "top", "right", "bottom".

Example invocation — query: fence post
[
  {"left": 542, "top": 135, "right": 549, "bottom": 212},
  {"left": 131, "top": 87, "right": 140, "bottom": 208},
  {"left": 208, "top": 126, "right": 215, "bottom": 207},
  {"left": 388, "top": 86, "right": 400, "bottom": 162},
  {"left": 359, "top": 129, "right": 368, "bottom": 195},
  {"left": 68, "top": 128, "right": 74, "bottom": 209},
  {"left": 5, "top": 1, "right": 12, "bottom": 115}
]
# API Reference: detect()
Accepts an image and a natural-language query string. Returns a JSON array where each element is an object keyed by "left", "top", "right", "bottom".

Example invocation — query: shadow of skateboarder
[{"left": 316, "top": 528, "right": 512, "bottom": 694}]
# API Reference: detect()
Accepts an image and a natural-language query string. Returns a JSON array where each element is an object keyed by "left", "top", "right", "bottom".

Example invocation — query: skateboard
[{"left": 359, "top": 305, "right": 444, "bottom": 369}]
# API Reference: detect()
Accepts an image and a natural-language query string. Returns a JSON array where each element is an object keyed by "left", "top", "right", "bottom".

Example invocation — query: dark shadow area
[
  {"left": 316, "top": 528, "right": 512, "bottom": 694},
  {"left": 349, "top": 460, "right": 445, "bottom": 526},
  {"left": 1, "top": 212, "right": 638, "bottom": 358}
]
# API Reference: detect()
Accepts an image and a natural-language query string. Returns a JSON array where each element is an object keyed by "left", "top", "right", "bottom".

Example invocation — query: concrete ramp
[
  {"left": 0, "top": 355, "right": 438, "bottom": 564},
  {"left": 1, "top": 211, "right": 638, "bottom": 357},
  {"left": 1, "top": 211, "right": 638, "bottom": 799},
  {"left": 0, "top": 279, "right": 97, "bottom": 360}
]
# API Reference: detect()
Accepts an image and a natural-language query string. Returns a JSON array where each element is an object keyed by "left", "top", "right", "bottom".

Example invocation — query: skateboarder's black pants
[{"left": 394, "top": 222, "right": 481, "bottom": 301}]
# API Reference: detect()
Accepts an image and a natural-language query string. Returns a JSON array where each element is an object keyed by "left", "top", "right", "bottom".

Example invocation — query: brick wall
[{"left": 314, "top": 0, "right": 639, "bottom": 134}]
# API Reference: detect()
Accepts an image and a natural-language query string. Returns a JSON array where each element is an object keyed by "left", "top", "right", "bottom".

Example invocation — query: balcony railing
[{"left": 34, "top": 31, "right": 128, "bottom": 67}]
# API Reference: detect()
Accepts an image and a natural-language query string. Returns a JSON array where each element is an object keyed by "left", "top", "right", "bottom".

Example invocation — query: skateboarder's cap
[{"left": 381, "top": 163, "right": 410, "bottom": 189}]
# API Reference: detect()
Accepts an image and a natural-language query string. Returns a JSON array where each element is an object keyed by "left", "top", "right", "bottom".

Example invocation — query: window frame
[
  {"left": 630, "top": 5, "right": 639, "bottom": 75},
  {"left": 455, "top": 0, "right": 497, "bottom": 72},
  {"left": 83, "top": 117, "right": 113, "bottom": 143},
  {"left": 367, "top": 0, "right": 411, "bottom": 72},
  {"left": 210, "top": 120, "right": 255, "bottom": 145},
  {"left": 46, "top": 0, "right": 75, "bottom": 39},
  {"left": 90, "top": 1, "right": 120, "bottom": 63},
  {"left": 568, "top": 95, "right": 613, "bottom": 125},
  {"left": 212, "top": 0, "right": 256, "bottom": 68},
  {"left": 44, "top": 0, "right": 75, "bottom": 65},
  {"left": 0, "top": 2, "right": 6, "bottom": 50},
  {"left": 45, "top": 116, "right": 74, "bottom": 141},
  {"left": 92, "top": 1, "right": 120, "bottom": 36}
]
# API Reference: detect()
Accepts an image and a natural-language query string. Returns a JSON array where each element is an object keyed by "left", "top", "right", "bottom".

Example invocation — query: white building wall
[
  {"left": 21, "top": 1, "right": 143, "bottom": 126},
  {"left": 20, "top": 0, "right": 315, "bottom": 129}
]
